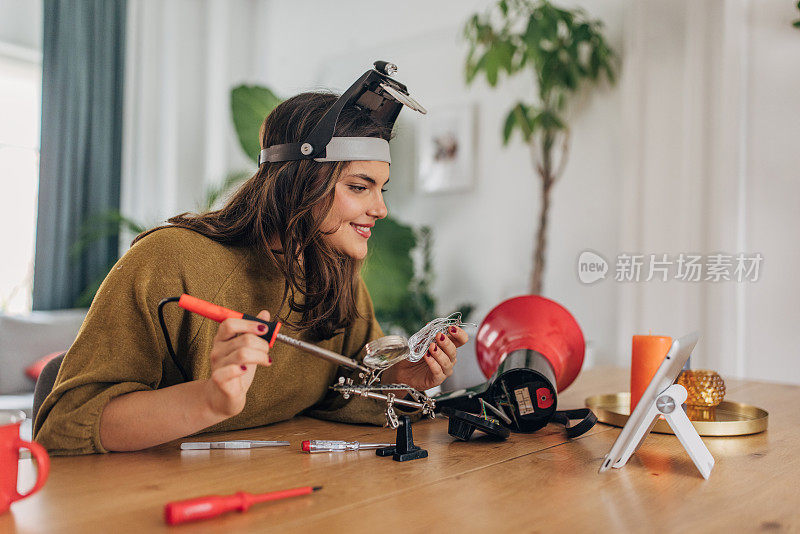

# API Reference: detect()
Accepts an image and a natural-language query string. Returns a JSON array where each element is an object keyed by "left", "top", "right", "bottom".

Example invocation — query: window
[{"left": 0, "top": 53, "right": 41, "bottom": 313}]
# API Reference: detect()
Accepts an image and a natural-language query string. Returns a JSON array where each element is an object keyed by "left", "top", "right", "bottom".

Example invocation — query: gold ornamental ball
[{"left": 677, "top": 370, "right": 726, "bottom": 407}]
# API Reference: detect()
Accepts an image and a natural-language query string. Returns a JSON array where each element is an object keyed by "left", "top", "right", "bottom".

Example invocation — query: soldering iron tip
[{"left": 312, "top": 486, "right": 323, "bottom": 492}]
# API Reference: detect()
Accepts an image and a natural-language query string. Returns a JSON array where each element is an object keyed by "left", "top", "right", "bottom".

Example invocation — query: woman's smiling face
[{"left": 321, "top": 160, "right": 390, "bottom": 260}]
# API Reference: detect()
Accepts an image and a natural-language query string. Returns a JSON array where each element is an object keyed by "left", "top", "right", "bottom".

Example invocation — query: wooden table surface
[{"left": 3, "top": 368, "right": 798, "bottom": 533}]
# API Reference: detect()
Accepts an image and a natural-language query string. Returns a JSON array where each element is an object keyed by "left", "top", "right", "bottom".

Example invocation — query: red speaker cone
[{"left": 475, "top": 295, "right": 585, "bottom": 392}]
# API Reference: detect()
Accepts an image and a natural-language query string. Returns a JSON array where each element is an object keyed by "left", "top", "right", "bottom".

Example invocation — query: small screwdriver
[
  {"left": 301, "top": 440, "right": 394, "bottom": 453},
  {"left": 164, "top": 485, "right": 321, "bottom": 525},
  {"left": 180, "top": 440, "right": 290, "bottom": 450}
]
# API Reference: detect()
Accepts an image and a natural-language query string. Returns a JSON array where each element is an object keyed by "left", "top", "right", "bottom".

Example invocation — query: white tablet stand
[{"left": 612, "top": 383, "right": 715, "bottom": 479}]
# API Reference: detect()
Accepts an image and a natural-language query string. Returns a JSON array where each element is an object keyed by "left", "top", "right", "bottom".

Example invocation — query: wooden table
[{"left": 3, "top": 368, "right": 798, "bottom": 533}]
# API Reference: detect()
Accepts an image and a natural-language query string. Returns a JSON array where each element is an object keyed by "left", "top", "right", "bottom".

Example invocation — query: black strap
[
  {"left": 551, "top": 408, "right": 597, "bottom": 438},
  {"left": 157, "top": 297, "right": 191, "bottom": 382}
]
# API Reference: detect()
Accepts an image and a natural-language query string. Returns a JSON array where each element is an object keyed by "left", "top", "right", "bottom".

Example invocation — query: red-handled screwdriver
[{"left": 164, "top": 485, "right": 322, "bottom": 525}]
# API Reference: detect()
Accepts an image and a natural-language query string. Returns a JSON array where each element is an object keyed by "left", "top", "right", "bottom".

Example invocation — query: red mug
[{"left": 1, "top": 411, "right": 49, "bottom": 514}]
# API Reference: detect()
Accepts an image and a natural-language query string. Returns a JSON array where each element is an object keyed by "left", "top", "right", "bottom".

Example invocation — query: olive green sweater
[{"left": 34, "top": 227, "right": 387, "bottom": 456}]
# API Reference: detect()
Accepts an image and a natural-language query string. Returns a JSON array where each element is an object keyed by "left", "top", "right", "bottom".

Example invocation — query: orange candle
[{"left": 630, "top": 335, "right": 672, "bottom": 412}]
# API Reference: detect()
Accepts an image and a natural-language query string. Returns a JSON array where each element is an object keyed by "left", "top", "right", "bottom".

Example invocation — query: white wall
[
  {"left": 615, "top": 0, "right": 800, "bottom": 384},
  {"left": 738, "top": 1, "right": 800, "bottom": 382}
]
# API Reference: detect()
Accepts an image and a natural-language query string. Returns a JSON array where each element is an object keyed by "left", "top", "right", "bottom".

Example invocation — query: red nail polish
[
  {"left": 258, "top": 324, "right": 267, "bottom": 333},
  {"left": 268, "top": 357, "right": 272, "bottom": 364},
  {"left": 450, "top": 326, "right": 457, "bottom": 334},
  {"left": 439, "top": 333, "right": 446, "bottom": 342},
  {"left": 433, "top": 345, "right": 438, "bottom": 352},
  {"left": 240, "top": 365, "right": 247, "bottom": 371}
]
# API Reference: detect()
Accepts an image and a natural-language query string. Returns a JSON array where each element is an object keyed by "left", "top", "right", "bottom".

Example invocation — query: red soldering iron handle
[
  {"left": 177, "top": 294, "right": 281, "bottom": 347},
  {"left": 164, "top": 493, "right": 247, "bottom": 525}
]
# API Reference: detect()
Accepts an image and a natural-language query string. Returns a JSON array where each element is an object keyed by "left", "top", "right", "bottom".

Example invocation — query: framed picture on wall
[{"left": 416, "top": 103, "right": 476, "bottom": 193}]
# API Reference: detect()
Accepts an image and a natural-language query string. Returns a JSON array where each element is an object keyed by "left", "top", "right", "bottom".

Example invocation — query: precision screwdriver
[
  {"left": 301, "top": 439, "right": 394, "bottom": 453},
  {"left": 180, "top": 440, "right": 290, "bottom": 450}
]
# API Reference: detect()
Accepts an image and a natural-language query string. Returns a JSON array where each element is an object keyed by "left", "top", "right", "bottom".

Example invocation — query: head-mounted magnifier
[{"left": 258, "top": 61, "right": 426, "bottom": 166}]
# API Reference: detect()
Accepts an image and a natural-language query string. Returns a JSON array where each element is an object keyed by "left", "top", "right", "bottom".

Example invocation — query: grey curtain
[{"left": 33, "top": 0, "right": 127, "bottom": 310}]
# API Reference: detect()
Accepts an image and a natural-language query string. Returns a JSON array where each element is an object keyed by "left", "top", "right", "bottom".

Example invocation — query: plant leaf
[
  {"left": 503, "top": 108, "right": 518, "bottom": 144},
  {"left": 71, "top": 210, "right": 147, "bottom": 260},
  {"left": 514, "top": 103, "right": 534, "bottom": 141},
  {"left": 483, "top": 48, "right": 501, "bottom": 86},
  {"left": 361, "top": 217, "right": 416, "bottom": 328},
  {"left": 231, "top": 85, "right": 282, "bottom": 163}
]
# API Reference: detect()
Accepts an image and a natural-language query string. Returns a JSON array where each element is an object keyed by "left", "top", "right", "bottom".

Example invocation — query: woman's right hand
[{"left": 203, "top": 310, "right": 273, "bottom": 418}]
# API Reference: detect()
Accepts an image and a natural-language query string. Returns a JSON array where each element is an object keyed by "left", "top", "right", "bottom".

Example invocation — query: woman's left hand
[{"left": 379, "top": 326, "right": 469, "bottom": 391}]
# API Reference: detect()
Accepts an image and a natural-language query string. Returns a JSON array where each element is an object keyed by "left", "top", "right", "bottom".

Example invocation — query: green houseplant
[{"left": 465, "top": 0, "right": 617, "bottom": 294}]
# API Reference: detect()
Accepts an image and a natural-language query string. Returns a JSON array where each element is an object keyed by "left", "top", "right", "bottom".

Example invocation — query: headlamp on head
[{"left": 258, "top": 61, "right": 426, "bottom": 166}]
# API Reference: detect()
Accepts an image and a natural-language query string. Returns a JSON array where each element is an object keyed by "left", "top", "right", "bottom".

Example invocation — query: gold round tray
[{"left": 585, "top": 392, "right": 768, "bottom": 436}]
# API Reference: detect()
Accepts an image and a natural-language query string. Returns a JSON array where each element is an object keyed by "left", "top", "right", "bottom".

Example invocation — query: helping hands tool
[
  {"left": 180, "top": 440, "right": 290, "bottom": 450},
  {"left": 300, "top": 440, "right": 394, "bottom": 453},
  {"left": 164, "top": 485, "right": 321, "bottom": 525}
]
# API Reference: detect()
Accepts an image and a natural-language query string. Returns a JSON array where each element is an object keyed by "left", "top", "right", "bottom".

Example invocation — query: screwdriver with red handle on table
[{"left": 164, "top": 485, "right": 322, "bottom": 525}]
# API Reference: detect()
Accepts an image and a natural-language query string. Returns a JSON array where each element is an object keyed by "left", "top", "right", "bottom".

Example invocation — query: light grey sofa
[{"left": 0, "top": 308, "right": 87, "bottom": 418}]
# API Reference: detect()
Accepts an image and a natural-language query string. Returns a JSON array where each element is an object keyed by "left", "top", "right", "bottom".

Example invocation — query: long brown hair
[{"left": 134, "top": 92, "right": 391, "bottom": 339}]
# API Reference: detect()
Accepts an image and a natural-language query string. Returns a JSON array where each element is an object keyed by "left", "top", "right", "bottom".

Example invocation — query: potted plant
[{"left": 464, "top": 0, "right": 618, "bottom": 293}]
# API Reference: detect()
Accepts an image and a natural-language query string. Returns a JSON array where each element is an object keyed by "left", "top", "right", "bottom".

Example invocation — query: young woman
[{"left": 33, "top": 91, "right": 467, "bottom": 455}]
